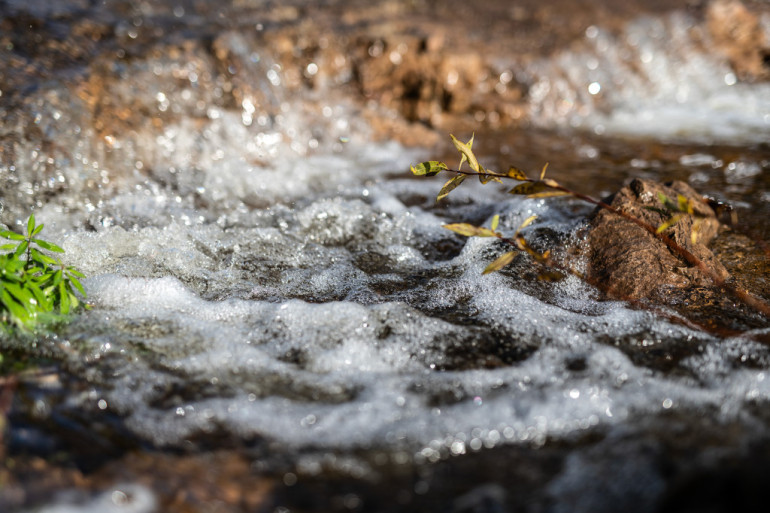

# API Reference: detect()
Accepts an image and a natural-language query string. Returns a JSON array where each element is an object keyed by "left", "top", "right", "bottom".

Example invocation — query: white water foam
[
  {"left": 528, "top": 12, "right": 770, "bottom": 143},
  {"left": 24, "top": 484, "right": 156, "bottom": 513}
]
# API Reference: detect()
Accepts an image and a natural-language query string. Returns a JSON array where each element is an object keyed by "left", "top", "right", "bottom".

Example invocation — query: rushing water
[{"left": 2, "top": 1, "right": 770, "bottom": 512}]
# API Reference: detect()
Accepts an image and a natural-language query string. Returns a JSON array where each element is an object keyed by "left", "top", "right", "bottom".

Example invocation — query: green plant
[
  {"left": 0, "top": 214, "right": 87, "bottom": 332},
  {"left": 411, "top": 134, "right": 770, "bottom": 318}
]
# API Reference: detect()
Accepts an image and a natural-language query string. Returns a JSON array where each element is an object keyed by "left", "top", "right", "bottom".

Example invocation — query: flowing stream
[{"left": 1, "top": 1, "right": 769, "bottom": 512}]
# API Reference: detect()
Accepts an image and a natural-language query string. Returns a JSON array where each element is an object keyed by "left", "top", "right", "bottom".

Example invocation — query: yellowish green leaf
[
  {"left": 437, "top": 174, "right": 466, "bottom": 201},
  {"left": 655, "top": 214, "right": 683, "bottom": 233},
  {"left": 691, "top": 218, "right": 703, "bottom": 245},
  {"left": 483, "top": 251, "right": 517, "bottom": 274},
  {"left": 411, "top": 161, "right": 448, "bottom": 176},
  {"left": 677, "top": 194, "right": 693, "bottom": 214},
  {"left": 450, "top": 134, "right": 480, "bottom": 173},
  {"left": 490, "top": 214, "right": 500, "bottom": 231}
]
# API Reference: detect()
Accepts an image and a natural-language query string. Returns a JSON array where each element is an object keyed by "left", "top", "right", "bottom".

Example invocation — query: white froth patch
[
  {"left": 26, "top": 484, "right": 156, "bottom": 513},
  {"left": 528, "top": 12, "right": 770, "bottom": 143},
  {"left": 79, "top": 270, "right": 745, "bottom": 453}
]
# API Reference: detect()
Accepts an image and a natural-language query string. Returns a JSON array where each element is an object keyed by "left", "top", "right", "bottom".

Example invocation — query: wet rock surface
[{"left": 586, "top": 178, "right": 727, "bottom": 300}]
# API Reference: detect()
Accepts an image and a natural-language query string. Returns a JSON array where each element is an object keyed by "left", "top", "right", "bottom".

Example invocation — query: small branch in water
[{"left": 411, "top": 137, "right": 770, "bottom": 321}]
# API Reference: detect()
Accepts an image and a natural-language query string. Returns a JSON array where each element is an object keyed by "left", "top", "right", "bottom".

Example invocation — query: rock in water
[{"left": 586, "top": 179, "right": 729, "bottom": 300}]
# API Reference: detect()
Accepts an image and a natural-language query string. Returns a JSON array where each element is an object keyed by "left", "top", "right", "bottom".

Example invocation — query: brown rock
[
  {"left": 706, "top": 0, "right": 770, "bottom": 81},
  {"left": 586, "top": 179, "right": 729, "bottom": 300}
]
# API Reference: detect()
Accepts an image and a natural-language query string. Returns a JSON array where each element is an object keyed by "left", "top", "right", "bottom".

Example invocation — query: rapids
[{"left": 1, "top": 1, "right": 769, "bottom": 512}]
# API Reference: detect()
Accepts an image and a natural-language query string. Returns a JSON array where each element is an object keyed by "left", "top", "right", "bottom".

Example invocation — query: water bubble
[
  {"left": 450, "top": 441, "right": 466, "bottom": 455},
  {"left": 111, "top": 490, "right": 128, "bottom": 506},
  {"left": 267, "top": 69, "right": 281, "bottom": 86},
  {"left": 343, "top": 494, "right": 362, "bottom": 509}
]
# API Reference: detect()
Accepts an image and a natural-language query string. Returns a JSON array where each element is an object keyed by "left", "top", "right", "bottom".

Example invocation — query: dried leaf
[
  {"left": 526, "top": 191, "right": 572, "bottom": 199},
  {"left": 508, "top": 181, "right": 568, "bottom": 198},
  {"left": 517, "top": 214, "right": 538, "bottom": 232},
  {"left": 514, "top": 233, "right": 548, "bottom": 262},
  {"left": 437, "top": 174, "right": 466, "bottom": 201},
  {"left": 537, "top": 270, "right": 564, "bottom": 282},
  {"left": 483, "top": 251, "right": 517, "bottom": 274},
  {"left": 539, "top": 162, "right": 549, "bottom": 180},
  {"left": 443, "top": 223, "right": 498, "bottom": 237},
  {"left": 478, "top": 172, "right": 502, "bottom": 184},
  {"left": 542, "top": 178, "right": 560, "bottom": 188},
  {"left": 507, "top": 166, "right": 528, "bottom": 180}
]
